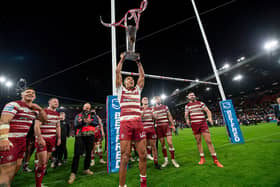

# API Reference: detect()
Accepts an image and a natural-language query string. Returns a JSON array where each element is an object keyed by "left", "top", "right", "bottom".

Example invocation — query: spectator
[
  {"left": 68, "top": 103, "right": 99, "bottom": 184},
  {"left": 274, "top": 97, "right": 280, "bottom": 126}
]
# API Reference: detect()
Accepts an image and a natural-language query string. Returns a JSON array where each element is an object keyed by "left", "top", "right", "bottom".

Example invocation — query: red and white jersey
[
  {"left": 141, "top": 106, "right": 154, "bottom": 129},
  {"left": 40, "top": 108, "right": 60, "bottom": 138},
  {"left": 185, "top": 101, "right": 206, "bottom": 124},
  {"left": 117, "top": 85, "right": 142, "bottom": 122},
  {"left": 95, "top": 121, "right": 101, "bottom": 133},
  {"left": 153, "top": 104, "right": 170, "bottom": 126},
  {"left": 1, "top": 100, "right": 38, "bottom": 140}
]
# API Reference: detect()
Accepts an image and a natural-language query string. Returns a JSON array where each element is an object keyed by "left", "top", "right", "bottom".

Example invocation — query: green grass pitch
[{"left": 13, "top": 123, "right": 280, "bottom": 187}]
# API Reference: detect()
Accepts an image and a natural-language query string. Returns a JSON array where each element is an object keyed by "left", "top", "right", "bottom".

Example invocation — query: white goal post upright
[
  {"left": 190, "top": 0, "right": 244, "bottom": 144},
  {"left": 111, "top": 0, "right": 117, "bottom": 95},
  {"left": 191, "top": 0, "right": 227, "bottom": 101}
]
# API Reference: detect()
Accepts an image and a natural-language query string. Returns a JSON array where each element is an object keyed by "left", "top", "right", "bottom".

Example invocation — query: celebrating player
[
  {"left": 141, "top": 97, "right": 161, "bottom": 169},
  {"left": 0, "top": 88, "right": 47, "bottom": 187},
  {"left": 116, "top": 53, "right": 147, "bottom": 187},
  {"left": 185, "top": 92, "right": 223, "bottom": 168},
  {"left": 153, "top": 96, "right": 180, "bottom": 168},
  {"left": 90, "top": 109, "right": 106, "bottom": 166},
  {"left": 34, "top": 98, "right": 61, "bottom": 187}
]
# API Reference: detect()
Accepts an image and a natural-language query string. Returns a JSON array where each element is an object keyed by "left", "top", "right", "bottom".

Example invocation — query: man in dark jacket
[{"left": 68, "top": 103, "right": 99, "bottom": 184}]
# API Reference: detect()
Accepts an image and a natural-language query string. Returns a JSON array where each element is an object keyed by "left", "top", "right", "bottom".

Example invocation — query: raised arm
[
  {"left": 136, "top": 60, "right": 145, "bottom": 89},
  {"left": 116, "top": 53, "right": 126, "bottom": 88}
]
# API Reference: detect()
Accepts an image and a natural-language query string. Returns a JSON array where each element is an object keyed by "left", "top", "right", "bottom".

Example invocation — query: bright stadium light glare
[
  {"left": 264, "top": 40, "right": 279, "bottom": 51},
  {"left": 0, "top": 76, "right": 6, "bottom": 83},
  {"left": 151, "top": 99, "right": 156, "bottom": 105},
  {"left": 195, "top": 78, "right": 199, "bottom": 82},
  {"left": 60, "top": 106, "right": 64, "bottom": 109},
  {"left": 5, "top": 81, "right": 13, "bottom": 87},
  {"left": 237, "top": 56, "right": 246, "bottom": 62},
  {"left": 233, "top": 74, "right": 243, "bottom": 81},
  {"left": 206, "top": 87, "right": 211, "bottom": 91},
  {"left": 161, "top": 94, "right": 167, "bottom": 100},
  {"left": 222, "top": 63, "right": 230, "bottom": 69}
]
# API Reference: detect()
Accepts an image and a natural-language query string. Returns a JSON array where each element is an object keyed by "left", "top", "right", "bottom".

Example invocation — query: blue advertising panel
[
  {"left": 106, "top": 96, "right": 121, "bottom": 173},
  {"left": 219, "top": 100, "right": 244, "bottom": 144}
]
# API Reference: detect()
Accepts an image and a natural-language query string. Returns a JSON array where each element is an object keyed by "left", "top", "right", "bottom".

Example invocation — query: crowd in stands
[{"left": 174, "top": 89, "right": 280, "bottom": 127}]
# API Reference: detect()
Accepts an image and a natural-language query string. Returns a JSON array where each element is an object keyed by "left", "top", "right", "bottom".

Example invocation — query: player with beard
[
  {"left": 34, "top": 98, "right": 61, "bottom": 187},
  {"left": 185, "top": 92, "right": 223, "bottom": 168}
]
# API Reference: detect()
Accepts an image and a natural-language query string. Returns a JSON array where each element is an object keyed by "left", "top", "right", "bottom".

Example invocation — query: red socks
[
  {"left": 35, "top": 165, "right": 46, "bottom": 187},
  {"left": 211, "top": 153, "right": 218, "bottom": 161},
  {"left": 162, "top": 146, "right": 168, "bottom": 158},
  {"left": 169, "top": 148, "right": 175, "bottom": 160},
  {"left": 140, "top": 175, "right": 147, "bottom": 187},
  {"left": 147, "top": 146, "right": 151, "bottom": 155}
]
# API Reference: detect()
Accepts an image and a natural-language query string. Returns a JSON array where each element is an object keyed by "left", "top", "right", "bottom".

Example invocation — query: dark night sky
[{"left": 0, "top": 0, "right": 280, "bottom": 106}]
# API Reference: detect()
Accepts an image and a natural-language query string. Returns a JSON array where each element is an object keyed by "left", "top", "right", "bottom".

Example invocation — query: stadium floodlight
[
  {"left": 60, "top": 106, "right": 65, "bottom": 109},
  {"left": 0, "top": 76, "right": 6, "bottom": 83},
  {"left": 206, "top": 87, "right": 211, "bottom": 91},
  {"left": 161, "top": 94, "right": 167, "bottom": 100},
  {"left": 264, "top": 40, "right": 279, "bottom": 51},
  {"left": 5, "top": 81, "right": 13, "bottom": 87},
  {"left": 222, "top": 63, "right": 230, "bottom": 69},
  {"left": 237, "top": 56, "right": 246, "bottom": 62},
  {"left": 233, "top": 74, "right": 243, "bottom": 81},
  {"left": 195, "top": 78, "right": 199, "bottom": 82}
]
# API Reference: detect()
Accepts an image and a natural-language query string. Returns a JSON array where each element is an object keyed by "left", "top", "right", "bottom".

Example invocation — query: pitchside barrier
[
  {"left": 220, "top": 100, "right": 244, "bottom": 144},
  {"left": 106, "top": 96, "right": 121, "bottom": 173}
]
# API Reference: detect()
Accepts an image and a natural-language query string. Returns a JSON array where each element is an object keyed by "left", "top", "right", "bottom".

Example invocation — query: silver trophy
[
  {"left": 125, "top": 25, "right": 140, "bottom": 61},
  {"left": 100, "top": 0, "right": 147, "bottom": 61}
]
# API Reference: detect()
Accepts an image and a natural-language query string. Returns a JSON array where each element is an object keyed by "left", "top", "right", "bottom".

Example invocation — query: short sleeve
[
  {"left": 185, "top": 105, "right": 189, "bottom": 113},
  {"left": 201, "top": 102, "right": 206, "bottom": 109},
  {"left": 2, "top": 102, "right": 19, "bottom": 117},
  {"left": 166, "top": 106, "right": 170, "bottom": 113}
]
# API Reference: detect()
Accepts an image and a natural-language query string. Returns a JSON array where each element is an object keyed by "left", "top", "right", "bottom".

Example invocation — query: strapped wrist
[
  {"left": 0, "top": 123, "right": 9, "bottom": 140},
  {"left": 0, "top": 134, "right": 9, "bottom": 141}
]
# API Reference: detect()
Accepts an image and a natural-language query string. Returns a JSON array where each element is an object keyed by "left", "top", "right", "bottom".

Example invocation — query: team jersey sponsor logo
[
  {"left": 3, "top": 105, "right": 15, "bottom": 112},
  {"left": 140, "top": 132, "right": 146, "bottom": 138}
]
